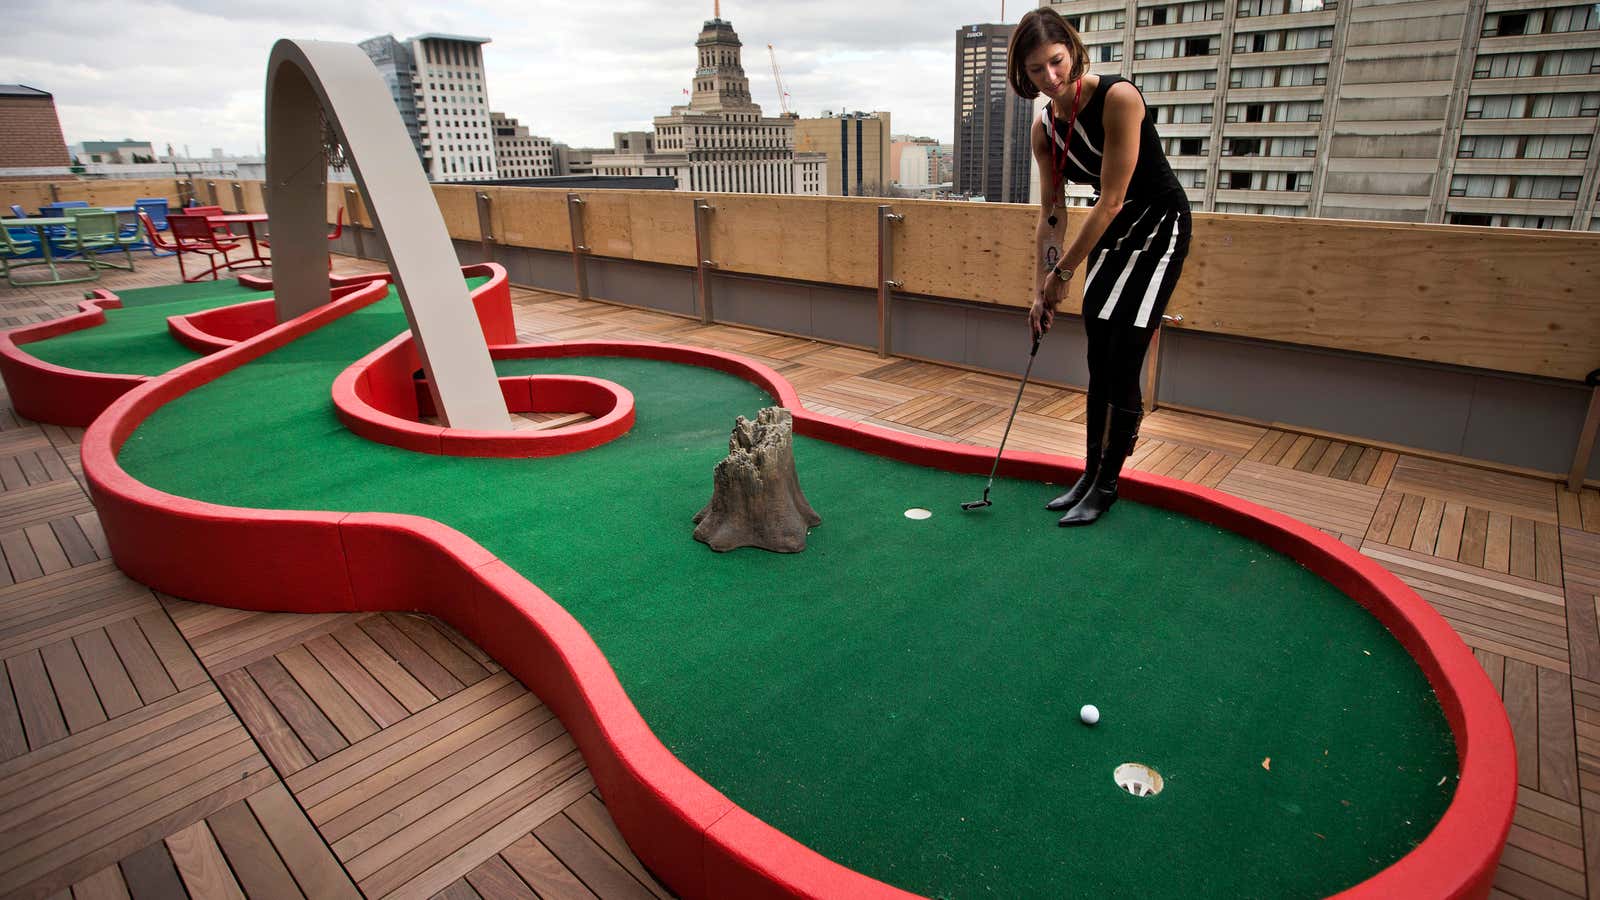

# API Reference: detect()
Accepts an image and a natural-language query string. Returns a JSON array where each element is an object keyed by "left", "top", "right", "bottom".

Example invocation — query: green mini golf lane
[
  {"left": 115, "top": 288, "right": 1456, "bottom": 899},
  {"left": 24, "top": 278, "right": 264, "bottom": 376}
]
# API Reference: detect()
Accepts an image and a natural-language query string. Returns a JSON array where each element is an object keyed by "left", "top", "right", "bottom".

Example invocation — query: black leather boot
[
  {"left": 1059, "top": 404, "right": 1142, "bottom": 527},
  {"left": 1045, "top": 400, "right": 1107, "bottom": 511}
]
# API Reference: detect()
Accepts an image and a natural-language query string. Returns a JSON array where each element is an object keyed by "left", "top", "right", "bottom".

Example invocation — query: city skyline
[{"left": 5, "top": 0, "right": 1002, "bottom": 159}]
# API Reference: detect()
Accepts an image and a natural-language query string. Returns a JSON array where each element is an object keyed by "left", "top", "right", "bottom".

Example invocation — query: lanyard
[{"left": 1049, "top": 78, "right": 1083, "bottom": 210}]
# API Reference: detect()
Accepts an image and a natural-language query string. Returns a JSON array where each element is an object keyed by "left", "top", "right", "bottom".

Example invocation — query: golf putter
[{"left": 962, "top": 335, "right": 1043, "bottom": 510}]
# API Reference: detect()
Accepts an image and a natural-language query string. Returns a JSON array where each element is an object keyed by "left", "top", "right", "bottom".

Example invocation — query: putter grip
[{"left": 1030, "top": 337, "right": 1042, "bottom": 357}]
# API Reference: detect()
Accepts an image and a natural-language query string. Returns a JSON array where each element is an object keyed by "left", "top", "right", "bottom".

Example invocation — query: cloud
[{"left": 10, "top": 0, "right": 1006, "bottom": 155}]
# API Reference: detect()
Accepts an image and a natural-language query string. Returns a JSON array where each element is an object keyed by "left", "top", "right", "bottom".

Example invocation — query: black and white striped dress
[{"left": 1043, "top": 75, "right": 1192, "bottom": 329}]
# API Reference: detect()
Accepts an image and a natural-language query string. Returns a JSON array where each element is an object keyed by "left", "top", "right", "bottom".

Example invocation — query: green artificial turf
[
  {"left": 23, "top": 278, "right": 265, "bottom": 376},
  {"left": 116, "top": 286, "right": 1458, "bottom": 898}
]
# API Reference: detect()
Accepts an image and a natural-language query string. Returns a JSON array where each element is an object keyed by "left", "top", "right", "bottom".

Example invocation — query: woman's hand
[
  {"left": 1030, "top": 291, "right": 1056, "bottom": 340},
  {"left": 1031, "top": 270, "right": 1068, "bottom": 340}
]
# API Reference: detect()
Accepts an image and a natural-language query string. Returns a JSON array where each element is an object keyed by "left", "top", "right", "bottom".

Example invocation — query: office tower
[
  {"left": 362, "top": 33, "right": 496, "bottom": 183},
  {"left": 794, "top": 111, "right": 892, "bottom": 196},
  {"left": 954, "top": 23, "right": 1034, "bottom": 203}
]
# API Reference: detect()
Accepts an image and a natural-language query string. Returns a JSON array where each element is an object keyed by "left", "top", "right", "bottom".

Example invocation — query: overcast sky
[{"left": 5, "top": 0, "right": 1013, "bottom": 157}]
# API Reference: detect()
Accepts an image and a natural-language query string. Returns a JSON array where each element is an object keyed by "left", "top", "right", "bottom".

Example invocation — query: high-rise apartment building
[
  {"left": 1046, "top": 0, "right": 1600, "bottom": 229},
  {"left": 357, "top": 36, "right": 423, "bottom": 170},
  {"left": 589, "top": 16, "right": 826, "bottom": 194},
  {"left": 491, "top": 113, "right": 555, "bottom": 178},
  {"left": 361, "top": 33, "right": 496, "bottom": 183},
  {"left": 794, "top": 111, "right": 891, "bottom": 196},
  {"left": 955, "top": 23, "right": 1035, "bottom": 203}
]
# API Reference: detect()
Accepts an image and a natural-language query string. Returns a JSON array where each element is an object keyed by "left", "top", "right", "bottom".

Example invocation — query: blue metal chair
[
  {"left": 0, "top": 222, "right": 42, "bottom": 284},
  {"left": 3, "top": 207, "right": 43, "bottom": 260}
]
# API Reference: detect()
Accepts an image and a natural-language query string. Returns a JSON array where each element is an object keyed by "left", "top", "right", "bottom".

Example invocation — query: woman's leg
[
  {"left": 1059, "top": 321, "right": 1157, "bottom": 526},
  {"left": 1046, "top": 316, "right": 1113, "bottom": 510}
]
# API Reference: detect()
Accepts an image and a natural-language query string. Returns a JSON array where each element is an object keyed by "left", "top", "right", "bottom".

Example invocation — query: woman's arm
[
  {"left": 1031, "top": 117, "right": 1067, "bottom": 339},
  {"left": 1040, "top": 82, "right": 1145, "bottom": 316}
]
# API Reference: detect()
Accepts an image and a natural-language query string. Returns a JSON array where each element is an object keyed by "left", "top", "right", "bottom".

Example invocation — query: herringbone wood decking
[{"left": 0, "top": 252, "right": 1594, "bottom": 898}]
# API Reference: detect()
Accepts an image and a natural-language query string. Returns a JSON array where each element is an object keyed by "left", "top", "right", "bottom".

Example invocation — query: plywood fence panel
[
  {"left": 825, "top": 197, "right": 884, "bottom": 289},
  {"left": 432, "top": 185, "right": 483, "bottom": 242},
  {"left": 893, "top": 200, "right": 1041, "bottom": 308},
  {"left": 82, "top": 180, "right": 175, "bottom": 207},
  {"left": 0, "top": 183, "right": 55, "bottom": 213},
  {"left": 1175, "top": 213, "right": 1600, "bottom": 380},
  {"left": 707, "top": 195, "right": 836, "bottom": 285},
  {"left": 493, "top": 188, "right": 570, "bottom": 252},
  {"left": 577, "top": 191, "right": 635, "bottom": 260},
  {"left": 625, "top": 191, "right": 695, "bottom": 266}
]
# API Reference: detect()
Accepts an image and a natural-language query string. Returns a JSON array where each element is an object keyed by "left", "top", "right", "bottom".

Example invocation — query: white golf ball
[{"left": 1080, "top": 704, "right": 1100, "bottom": 725}]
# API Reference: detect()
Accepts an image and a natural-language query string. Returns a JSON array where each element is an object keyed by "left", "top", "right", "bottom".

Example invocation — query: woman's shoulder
[{"left": 1101, "top": 78, "right": 1146, "bottom": 116}]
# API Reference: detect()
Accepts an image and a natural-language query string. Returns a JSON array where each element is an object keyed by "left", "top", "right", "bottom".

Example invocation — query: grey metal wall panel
[
  {"left": 588, "top": 258, "right": 695, "bottom": 316},
  {"left": 807, "top": 284, "right": 877, "bottom": 347},
  {"left": 714, "top": 274, "right": 817, "bottom": 335},
  {"left": 524, "top": 248, "right": 577, "bottom": 295},
  {"left": 1153, "top": 329, "right": 1596, "bottom": 477},
  {"left": 1457, "top": 374, "right": 1596, "bottom": 478},
  {"left": 495, "top": 245, "right": 535, "bottom": 287},
  {"left": 893, "top": 298, "right": 967, "bottom": 363},
  {"left": 1156, "top": 330, "right": 1475, "bottom": 452}
]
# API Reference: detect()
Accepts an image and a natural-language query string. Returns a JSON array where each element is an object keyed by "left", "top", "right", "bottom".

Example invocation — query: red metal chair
[
  {"left": 182, "top": 205, "right": 246, "bottom": 240},
  {"left": 167, "top": 214, "right": 241, "bottom": 282}
]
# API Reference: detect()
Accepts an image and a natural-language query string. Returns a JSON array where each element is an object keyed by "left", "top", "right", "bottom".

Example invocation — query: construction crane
[{"left": 767, "top": 43, "right": 794, "bottom": 116}]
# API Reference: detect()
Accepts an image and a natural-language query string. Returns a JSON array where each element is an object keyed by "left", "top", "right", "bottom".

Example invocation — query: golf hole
[
  {"left": 1114, "top": 763, "right": 1164, "bottom": 798},
  {"left": 904, "top": 508, "right": 932, "bottom": 520}
]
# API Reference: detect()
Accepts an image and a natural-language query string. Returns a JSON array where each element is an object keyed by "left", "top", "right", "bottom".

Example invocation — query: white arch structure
[{"left": 265, "top": 39, "right": 509, "bottom": 431}]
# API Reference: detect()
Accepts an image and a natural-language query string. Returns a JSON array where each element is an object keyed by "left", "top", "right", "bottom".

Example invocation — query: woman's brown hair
[{"left": 1006, "top": 8, "right": 1088, "bottom": 99}]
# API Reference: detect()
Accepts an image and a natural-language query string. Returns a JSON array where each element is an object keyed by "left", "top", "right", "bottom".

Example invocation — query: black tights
[{"left": 1083, "top": 317, "right": 1157, "bottom": 412}]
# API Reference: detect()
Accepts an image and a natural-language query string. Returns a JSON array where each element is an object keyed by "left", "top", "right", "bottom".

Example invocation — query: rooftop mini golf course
[{"left": 80, "top": 267, "right": 1513, "bottom": 898}]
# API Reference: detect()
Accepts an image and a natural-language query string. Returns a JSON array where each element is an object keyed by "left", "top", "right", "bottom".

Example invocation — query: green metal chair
[
  {"left": 0, "top": 225, "right": 43, "bottom": 287},
  {"left": 68, "top": 210, "right": 135, "bottom": 273}
]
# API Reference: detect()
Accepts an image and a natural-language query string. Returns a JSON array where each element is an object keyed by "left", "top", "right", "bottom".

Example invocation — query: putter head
[{"left": 960, "top": 498, "right": 992, "bottom": 511}]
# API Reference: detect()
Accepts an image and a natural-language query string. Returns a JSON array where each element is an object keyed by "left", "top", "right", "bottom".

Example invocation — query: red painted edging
[
  {"left": 334, "top": 332, "right": 636, "bottom": 458},
  {"left": 0, "top": 290, "right": 150, "bottom": 427},
  {"left": 82, "top": 314, "right": 1513, "bottom": 897}
]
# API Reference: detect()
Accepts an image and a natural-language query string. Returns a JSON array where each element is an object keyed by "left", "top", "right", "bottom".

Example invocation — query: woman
[{"left": 1008, "top": 8, "right": 1192, "bottom": 527}]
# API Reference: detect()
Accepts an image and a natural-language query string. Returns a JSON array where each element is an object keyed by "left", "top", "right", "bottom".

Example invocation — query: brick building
[{"left": 0, "top": 86, "right": 72, "bottom": 180}]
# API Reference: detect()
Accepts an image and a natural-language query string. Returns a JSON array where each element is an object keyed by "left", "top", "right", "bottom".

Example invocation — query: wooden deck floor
[{"left": 0, "top": 253, "right": 1596, "bottom": 899}]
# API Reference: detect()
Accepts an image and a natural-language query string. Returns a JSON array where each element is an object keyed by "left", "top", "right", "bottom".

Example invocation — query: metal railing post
[
  {"left": 231, "top": 182, "right": 246, "bottom": 213},
  {"left": 1569, "top": 370, "right": 1600, "bottom": 492},
  {"left": 693, "top": 198, "right": 716, "bottom": 324},
  {"left": 877, "top": 205, "right": 904, "bottom": 358},
  {"left": 1143, "top": 314, "right": 1184, "bottom": 414},
  {"left": 344, "top": 188, "right": 366, "bottom": 259},
  {"left": 206, "top": 181, "right": 220, "bottom": 207},
  {"left": 48, "top": 183, "right": 61, "bottom": 203},
  {"left": 476, "top": 192, "right": 495, "bottom": 262},
  {"left": 567, "top": 193, "right": 590, "bottom": 301}
]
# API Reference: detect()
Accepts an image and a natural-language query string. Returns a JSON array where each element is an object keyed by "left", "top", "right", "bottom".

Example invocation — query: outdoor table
[
  {"left": 0, "top": 217, "right": 97, "bottom": 285},
  {"left": 206, "top": 213, "right": 270, "bottom": 270}
]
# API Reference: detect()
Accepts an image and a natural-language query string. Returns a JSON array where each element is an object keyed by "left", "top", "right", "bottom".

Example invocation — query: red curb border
[
  {"left": 331, "top": 333, "right": 636, "bottom": 458},
  {"left": 0, "top": 290, "right": 149, "bottom": 427},
  {"left": 80, "top": 273, "right": 1514, "bottom": 899}
]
